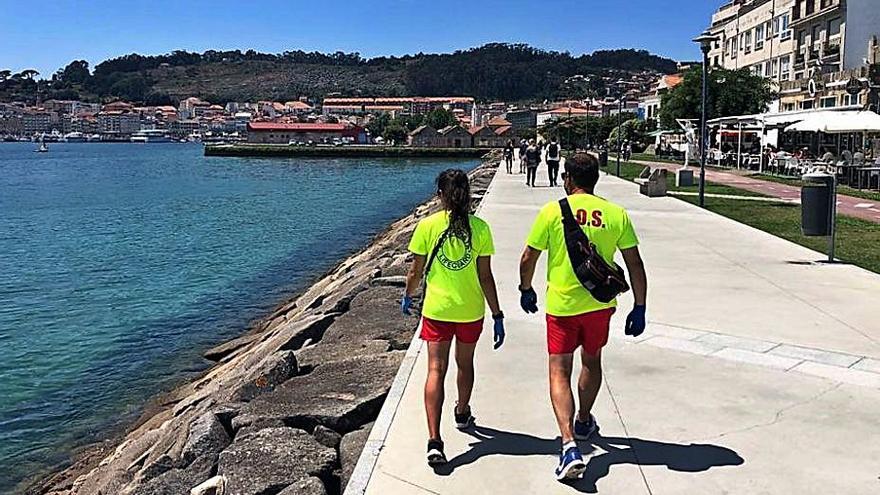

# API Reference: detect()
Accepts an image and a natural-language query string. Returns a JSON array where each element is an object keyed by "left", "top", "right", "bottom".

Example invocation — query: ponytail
[{"left": 436, "top": 169, "right": 472, "bottom": 246}]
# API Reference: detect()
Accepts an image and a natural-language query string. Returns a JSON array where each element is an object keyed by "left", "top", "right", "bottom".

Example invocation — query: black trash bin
[
  {"left": 801, "top": 173, "right": 835, "bottom": 237},
  {"left": 599, "top": 150, "right": 608, "bottom": 167}
]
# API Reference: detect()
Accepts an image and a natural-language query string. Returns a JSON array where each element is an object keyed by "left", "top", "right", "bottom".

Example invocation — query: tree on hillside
[
  {"left": 19, "top": 69, "right": 39, "bottom": 80},
  {"left": 55, "top": 60, "right": 91, "bottom": 85},
  {"left": 659, "top": 67, "right": 775, "bottom": 130},
  {"left": 424, "top": 108, "right": 458, "bottom": 130}
]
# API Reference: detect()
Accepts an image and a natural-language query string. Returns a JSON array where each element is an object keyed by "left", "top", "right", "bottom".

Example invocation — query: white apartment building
[{"left": 709, "top": 0, "right": 796, "bottom": 89}]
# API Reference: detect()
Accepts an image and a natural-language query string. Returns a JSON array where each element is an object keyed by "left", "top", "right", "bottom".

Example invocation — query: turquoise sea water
[{"left": 0, "top": 142, "right": 478, "bottom": 491}]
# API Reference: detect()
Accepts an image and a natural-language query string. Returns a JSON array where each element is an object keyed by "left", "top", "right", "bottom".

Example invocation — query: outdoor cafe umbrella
[{"left": 784, "top": 110, "right": 880, "bottom": 133}]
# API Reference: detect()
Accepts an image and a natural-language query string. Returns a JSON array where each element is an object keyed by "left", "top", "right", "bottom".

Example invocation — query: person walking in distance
[
  {"left": 402, "top": 169, "right": 505, "bottom": 467},
  {"left": 518, "top": 153, "right": 648, "bottom": 481},
  {"left": 525, "top": 139, "right": 541, "bottom": 187},
  {"left": 519, "top": 139, "right": 529, "bottom": 174},
  {"left": 504, "top": 140, "right": 515, "bottom": 174},
  {"left": 546, "top": 137, "right": 562, "bottom": 187}
]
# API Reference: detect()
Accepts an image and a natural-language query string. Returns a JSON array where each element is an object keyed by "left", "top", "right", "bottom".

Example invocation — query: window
[
  {"left": 766, "top": 20, "right": 773, "bottom": 40},
  {"left": 829, "top": 17, "right": 842, "bottom": 37},
  {"left": 740, "top": 33, "right": 746, "bottom": 51},
  {"left": 771, "top": 58, "right": 779, "bottom": 76},
  {"left": 780, "top": 56, "right": 790, "bottom": 79},
  {"left": 812, "top": 25, "right": 825, "bottom": 47},
  {"left": 756, "top": 25, "right": 765, "bottom": 49},
  {"left": 821, "top": 97, "right": 836, "bottom": 108},
  {"left": 745, "top": 31, "right": 752, "bottom": 53},
  {"left": 781, "top": 14, "right": 792, "bottom": 40},
  {"left": 765, "top": 61, "right": 772, "bottom": 77},
  {"left": 802, "top": 100, "right": 814, "bottom": 110}
]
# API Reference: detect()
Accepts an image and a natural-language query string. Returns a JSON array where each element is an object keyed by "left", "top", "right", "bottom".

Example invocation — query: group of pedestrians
[
  {"left": 503, "top": 137, "right": 564, "bottom": 187},
  {"left": 402, "top": 154, "right": 648, "bottom": 483}
]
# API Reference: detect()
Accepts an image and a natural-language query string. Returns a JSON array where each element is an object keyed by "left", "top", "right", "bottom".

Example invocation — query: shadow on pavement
[{"left": 435, "top": 425, "right": 744, "bottom": 493}]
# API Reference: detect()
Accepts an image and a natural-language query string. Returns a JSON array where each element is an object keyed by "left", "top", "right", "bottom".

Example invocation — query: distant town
[{"left": 0, "top": 68, "right": 673, "bottom": 148}]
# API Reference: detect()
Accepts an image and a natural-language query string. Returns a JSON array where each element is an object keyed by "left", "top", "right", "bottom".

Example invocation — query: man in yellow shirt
[{"left": 518, "top": 153, "right": 648, "bottom": 481}]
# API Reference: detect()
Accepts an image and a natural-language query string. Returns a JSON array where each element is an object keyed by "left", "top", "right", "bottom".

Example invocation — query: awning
[{"left": 784, "top": 110, "right": 880, "bottom": 133}]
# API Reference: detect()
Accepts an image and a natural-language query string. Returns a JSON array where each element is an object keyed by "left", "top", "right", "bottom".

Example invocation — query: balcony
[{"left": 791, "top": 0, "right": 841, "bottom": 27}]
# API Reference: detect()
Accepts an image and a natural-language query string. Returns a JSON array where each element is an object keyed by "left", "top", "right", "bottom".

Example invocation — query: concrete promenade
[
  {"left": 629, "top": 157, "right": 880, "bottom": 223},
  {"left": 349, "top": 162, "right": 880, "bottom": 494}
]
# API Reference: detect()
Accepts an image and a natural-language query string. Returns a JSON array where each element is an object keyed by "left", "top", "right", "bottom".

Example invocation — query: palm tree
[
  {"left": 20, "top": 69, "right": 39, "bottom": 80},
  {"left": 0, "top": 69, "right": 11, "bottom": 83}
]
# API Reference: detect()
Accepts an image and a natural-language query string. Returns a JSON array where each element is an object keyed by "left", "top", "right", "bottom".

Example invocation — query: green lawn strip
[
  {"left": 755, "top": 174, "right": 880, "bottom": 203},
  {"left": 675, "top": 195, "right": 880, "bottom": 274},
  {"left": 607, "top": 161, "right": 766, "bottom": 197}
]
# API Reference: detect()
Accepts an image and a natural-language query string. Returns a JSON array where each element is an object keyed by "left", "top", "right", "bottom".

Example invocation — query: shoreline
[
  {"left": 204, "top": 144, "right": 491, "bottom": 158},
  {"left": 28, "top": 153, "right": 499, "bottom": 495}
]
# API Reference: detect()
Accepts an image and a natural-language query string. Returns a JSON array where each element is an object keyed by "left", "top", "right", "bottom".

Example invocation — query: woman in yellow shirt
[{"left": 403, "top": 168, "right": 504, "bottom": 466}]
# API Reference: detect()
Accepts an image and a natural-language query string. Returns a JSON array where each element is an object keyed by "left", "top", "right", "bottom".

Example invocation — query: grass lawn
[
  {"left": 608, "top": 162, "right": 880, "bottom": 274},
  {"left": 756, "top": 174, "right": 880, "bottom": 202}
]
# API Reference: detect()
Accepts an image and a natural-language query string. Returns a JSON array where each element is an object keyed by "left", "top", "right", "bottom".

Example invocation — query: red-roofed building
[
  {"left": 247, "top": 122, "right": 367, "bottom": 144},
  {"left": 469, "top": 125, "right": 505, "bottom": 148}
]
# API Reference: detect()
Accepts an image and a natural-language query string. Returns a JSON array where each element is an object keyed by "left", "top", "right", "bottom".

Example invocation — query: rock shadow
[{"left": 435, "top": 425, "right": 744, "bottom": 493}]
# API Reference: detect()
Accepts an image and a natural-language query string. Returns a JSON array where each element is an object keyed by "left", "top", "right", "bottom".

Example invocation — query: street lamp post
[
  {"left": 615, "top": 79, "right": 626, "bottom": 177},
  {"left": 693, "top": 30, "right": 719, "bottom": 208}
]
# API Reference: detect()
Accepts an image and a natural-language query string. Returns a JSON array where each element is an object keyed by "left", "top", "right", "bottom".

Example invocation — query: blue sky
[{"left": 1, "top": 0, "right": 719, "bottom": 77}]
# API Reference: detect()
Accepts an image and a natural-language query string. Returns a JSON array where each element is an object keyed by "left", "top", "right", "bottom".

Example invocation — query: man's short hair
[{"left": 564, "top": 153, "right": 600, "bottom": 190}]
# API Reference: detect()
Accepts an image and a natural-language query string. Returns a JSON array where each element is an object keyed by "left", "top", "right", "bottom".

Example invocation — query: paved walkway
[
  {"left": 630, "top": 158, "right": 880, "bottom": 223},
  {"left": 348, "top": 163, "right": 880, "bottom": 494}
]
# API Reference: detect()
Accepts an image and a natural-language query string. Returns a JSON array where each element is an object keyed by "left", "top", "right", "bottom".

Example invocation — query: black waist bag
[{"left": 559, "top": 198, "right": 630, "bottom": 303}]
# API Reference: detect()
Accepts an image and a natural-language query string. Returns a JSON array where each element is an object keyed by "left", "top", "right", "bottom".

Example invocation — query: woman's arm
[
  {"left": 476, "top": 256, "right": 501, "bottom": 315},
  {"left": 405, "top": 254, "right": 427, "bottom": 299}
]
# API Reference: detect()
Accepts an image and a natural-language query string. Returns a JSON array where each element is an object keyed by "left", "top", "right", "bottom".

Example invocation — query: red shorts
[
  {"left": 420, "top": 317, "right": 483, "bottom": 344},
  {"left": 546, "top": 308, "right": 615, "bottom": 355}
]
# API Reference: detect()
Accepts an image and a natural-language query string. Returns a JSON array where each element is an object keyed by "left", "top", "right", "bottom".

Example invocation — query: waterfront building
[
  {"left": 179, "top": 97, "right": 210, "bottom": 120},
  {"left": 246, "top": 122, "right": 367, "bottom": 144},
  {"left": 97, "top": 110, "right": 141, "bottom": 138},
  {"left": 22, "top": 111, "right": 53, "bottom": 135},
  {"left": 536, "top": 106, "right": 591, "bottom": 127},
  {"left": 437, "top": 125, "right": 473, "bottom": 148},
  {"left": 638, "top": 74, "right": 684, "bottom": 122},
  {"left": 284, "top": 101, "right": 313, "bottom": 115},
  {"left": 408, "top": 125, "right": 444, "bottom": 147},
  {"left": 468, "top": 125, "right": 506, "bottom": 148},
  {"left": 322, "top": 97, "right": 475, "bottom": 117},
  {"left": 710, "top": 0, "right": 796, "bottom": 89},
  {"left": 502, "top": 108, "right": 539, "bottom": 129}
]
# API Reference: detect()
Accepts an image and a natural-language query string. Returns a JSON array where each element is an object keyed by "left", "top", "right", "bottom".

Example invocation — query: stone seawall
[
  {"left": 204, "top": 144, "right": 490, "bottom": 159},
  {"left": 31, "top": 157, "right": 499, "bottom": 495}
]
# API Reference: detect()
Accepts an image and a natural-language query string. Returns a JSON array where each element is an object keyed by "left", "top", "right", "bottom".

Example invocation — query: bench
[{"left": 635, "top": 167, "right": 668, "bottom": 197}]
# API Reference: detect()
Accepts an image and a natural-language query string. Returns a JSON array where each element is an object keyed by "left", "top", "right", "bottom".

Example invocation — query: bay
[{"left": 0, "top": 142, "right": 477, "bottom": 491}]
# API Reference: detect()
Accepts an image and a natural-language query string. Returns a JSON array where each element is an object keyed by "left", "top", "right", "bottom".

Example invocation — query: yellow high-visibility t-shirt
[
  {"left": 526, "top": 194, "right": 639, "bottom": 317},
  {"left": 408, "top": 211, "right": 494, "bottom": 323}
]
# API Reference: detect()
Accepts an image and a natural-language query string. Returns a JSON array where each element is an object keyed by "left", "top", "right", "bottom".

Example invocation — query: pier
[{"left": 204, "top": 144, "right": 490, "bottom": 159}]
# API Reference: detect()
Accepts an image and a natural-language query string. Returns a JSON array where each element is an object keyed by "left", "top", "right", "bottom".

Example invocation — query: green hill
[{"left": 1, "top": 44, "right": 677, "bottom": 104}]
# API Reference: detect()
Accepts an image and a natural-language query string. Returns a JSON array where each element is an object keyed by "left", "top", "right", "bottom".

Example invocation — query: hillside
[{"left": 1, "top": 44, "right": 678, "bottom": 104}]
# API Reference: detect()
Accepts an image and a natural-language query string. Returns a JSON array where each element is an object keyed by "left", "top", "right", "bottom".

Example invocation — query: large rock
[
  {"left": 202, "top": 333, "right": 260, "bottom": 362},
  {"left": 233, "top": 350, "right": 299, "bottom": 401},
  {"left": 318, "top": 287, "right": 417, "bottom": 350},
  {"left": 233, "top": 353, "right": 403, "bottom": 434},
  {"left": 132, "top": 454, "right": 216, "bottom": 495},
  {"left": 180, "top": 412, "right": 230, "bottom": 466},
  {"left": 217, "top": 428, "right": 335, "bottom": 495},
  {"left": 277, "top": 477, "right": 327, "bottom": 495},
  {"left": 339, "top": 422, "right": 374, "bottom": 490}
]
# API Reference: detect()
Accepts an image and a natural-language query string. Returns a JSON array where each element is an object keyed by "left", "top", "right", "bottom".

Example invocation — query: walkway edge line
[{"left": 343, "top": 164, "right": 500, "bottom": 495}]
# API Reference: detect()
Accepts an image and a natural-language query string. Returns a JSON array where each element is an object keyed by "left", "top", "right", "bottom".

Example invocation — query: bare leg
[
  {"left": 425, "top": 341, "right": 452, "bottom": 440},
  {"left": 577, "top": 349, "right": 603, "bottom": 421},
  {"left": 454, "top": 341, "right": 477, "bottom": 413},
  {"left": 549, "top": 353, "right": 576, "bottom": 443}
]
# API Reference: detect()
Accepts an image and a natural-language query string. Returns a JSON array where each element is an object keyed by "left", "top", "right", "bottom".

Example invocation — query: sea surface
[{"left": 0, "top": 142, "right": 478, "bottom": 491}]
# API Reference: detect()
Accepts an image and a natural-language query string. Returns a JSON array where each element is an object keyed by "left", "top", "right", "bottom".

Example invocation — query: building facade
[{"left": 246, "top": 122, "right": 367, "bottom": 144}]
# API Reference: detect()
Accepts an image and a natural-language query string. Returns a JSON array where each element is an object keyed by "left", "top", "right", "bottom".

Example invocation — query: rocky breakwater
[{"left": 34, "top": 157, "right": 498, "bottom": 495}]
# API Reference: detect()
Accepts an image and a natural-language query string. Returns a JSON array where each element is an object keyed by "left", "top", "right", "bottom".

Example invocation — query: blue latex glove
[
  {"left": 625, "top": 305, "right": 646, "bottom": 337},
  {"left": 401, "top": 295, "right": 413, "bottom": 316},
  {"left": 519, "top": 287, "right": 538, "bottom": 313},
  {"left": 493, "top": 316, "right": 505, "bottom": 350}
]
